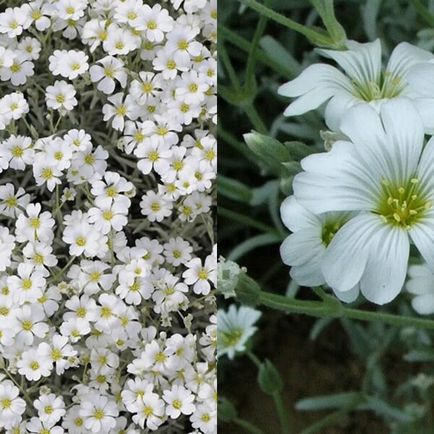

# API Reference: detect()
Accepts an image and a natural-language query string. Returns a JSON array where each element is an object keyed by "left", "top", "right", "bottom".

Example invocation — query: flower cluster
[
  {"left": 279, "top": 40, "right": 434, "bottom": 307},
  {"left": 0, "top": 0, "right": 216, "bottom": 433}
]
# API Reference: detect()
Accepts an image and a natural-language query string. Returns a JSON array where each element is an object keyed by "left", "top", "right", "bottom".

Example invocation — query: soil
[{"left": 219, "top": 310, "right": 392, "bottom": 434}]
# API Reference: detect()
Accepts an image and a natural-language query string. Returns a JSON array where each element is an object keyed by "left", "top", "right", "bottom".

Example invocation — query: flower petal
[
  {"left": 359, "top": 225, "right": 409, "bottom": 305},
  {"left": 291, "top": 260, "right": 325, "bottom": 287},
  {"left": 280, "top": 228, "right": 323, "bottom": 267},
  {"left": 280, "top": 196, "right": 320, "bottom": 232},
  {"left": 321, "top": 214, "right": 379, "bottom": 292},
  {"left": 412, "top": 98, "right": 434, "bottom": 133},
  {"left": 380, "top": 98, "right": 424, "bottom": 184},
  {"left": 318, "top": 39, "right": 382, "bottom": 84},
  {"left": 409, "top": 216, "right": 434, "bottom": 270},
  {"left": 278, "top": 64, "right": 351, "bottom": 117},
  {"left": 294, "top": 141, "right": 379, "bottom": 213},
  {"left": 411, "top": 294, "right": 434, "bottom": 315},
  {"left": 332, "top": 284, "right": 359, "bottom": 303},
  {"left": 387, "top": 42, "right": 434, "bottom": 80},
  {"left": 324, "top": 92, "right": 359, "bottom": 131},
  {"left": 406, "top": 63, "right": 434, "bottom": 96}
]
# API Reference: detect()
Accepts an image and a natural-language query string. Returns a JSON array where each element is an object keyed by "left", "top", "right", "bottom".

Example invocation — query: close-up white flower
[
  {"left": 218, "top": 305, "right": 262, "bottom": 360},
  {"left": 292, "top": 99, "right": 434, "bottom": 304},
  {"left": 279, "top": 40, "right": 434, "bottom": 132}
]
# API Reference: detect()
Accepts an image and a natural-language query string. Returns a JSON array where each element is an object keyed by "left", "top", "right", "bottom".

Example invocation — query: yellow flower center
[
  {"left": 147, "top": 20, "right": 157, "bottom": 30},
  {"left": 4, "top": 196, "right": 17, "bottom": 208},
  {"left": 150, "top": 202, "right": 161, "bottom": 212},
  {"left": 173, "top": 399, "right": 182, "bottom": 410},
  {"left": 51, "top": 348, "right": 62, "bottom": 361},
  {"left": 375, "top": 177, "right": 432, "bottom": 229},
  {"left": 94, "top": 409, "right": 105, "bottom": 420},
  {"left": 178, "top": 40, "right": 189, "bottom": 50},
  {"left": 76, "top": 237, "right": 86, "bottom": 247},
  {"left": 117, "top": 105, "right": 127, "bottom": 116},
  {"left": 84, "top": 154, "right": 95, "bottom": 165},
  {"left": 142, "top": 82, "right": 153, "bottom": 93},
  {"left": 41, "top": 168, "right": 54, "bottom": 180},
  {"left": 22, "top": 279, "right": 32, "bottom": 290},
  {"left": 30, "top": 217, "right": 40, "bottom": 229},
  {"left": 1, "top": 399, "right": 11, "bottom": 409},
  {"left": 167, "top": 60, "right": 176, "bottom": 70},
  {"left": 22, "top": 320, "right": 33, "bottom": 331},
  {"left": 56, "top": 94, "right": 66, "bottom": 104},
  {"left": 11, "top": 146, "right": 23, "bottom": 158},
  {"left": 76, "top": 307, "right": 87, "bottom": 318}
]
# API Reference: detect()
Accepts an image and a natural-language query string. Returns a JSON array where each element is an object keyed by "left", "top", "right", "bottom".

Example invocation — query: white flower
[
  {"left": 103, "top": 27, "right": 137, "bottom": 56},
  {"left": 137, "top": 4, "right": 174, "bottom": 42},
  {"left": 0, "top": 7, "right": 28, "bottom": 38},
  {"left": 163, "top": 237, "right": 193, "bottom": 266},
  {"left": 190, "top": 403, "right": 216, "bottom": 434},
  {"left": 34, "top": 393, "right": 66, "bottom": 426},
  {"left": 218, "top": 305, "right": 262, "bottom": 359},
  {"left": 0, "top": 380, "right": 26, "bottom": 430},
  {"left": 103, "top": 93, "right": 139, "bottom": 131},
  {"left": 279, "top": 40, "right": 434, "bottom": 132},
  {"left": 280, "top": 196, "right": 358, "bottom": 302},
  {"left": 129, "top": 72, "right": 162, "bottom": 105},
  {"left": 38, "top": 334, "right": 77, "bottom": 375},
  {"left": 63, "top": 219, "right": 107, "bottom": 258},
  {"left": 89, "top": 56, "right": 127, "bottom": 95},
  {"left": 0, "top": 135, "right": 34, "bottom": 170},
  {"left": 45, "top": 80, "right": 78, "bottom": 112},
  {"left": 55, "top": 0, "right": 88, "bottom": 21},
  {"left": 79, "top": 395, "right": 119, "bottom": 433},
  {"left": 1, "top": 53, "right": 34, "bottom": 86},
  {"left": 0, "top": 227, "right": 15, "bottom": 272},
  {"left": 183, "top": 255, "right": 216, "bottom": 295},
  {"left": 140, "top": 191, "right": 173, "bottom": 222},
  {"left": 17, "top": 349, "right": 52, "bottom": 381},
  {"left": 0, "top": 92, "right": 29, "bottom": 130},
  {"left": 8, "top": 262, "right": 46, "bottom": 305},
  {"left": 0, "top": 184, "right": 30, "bottom": 218},
  {"left": 49, "top": 49, "right": 89, "bottom": 80},
  {"left": 163, "top": 385, "right": 195, "bottom": 419},
  {"left": 15, "top": 203, "right": 55, "bottom": 244},
  {"left": 88, "top": 202, "right": 129, "bottom": 234},
  {"left": 293, "top": 99, "right": 434, "bottom": 304},
  {"left": 131, "top": 385, "right": 165, "bottom": 431},
  {"left": 406, "top": 263, "right": 434, "bottom": 315}
]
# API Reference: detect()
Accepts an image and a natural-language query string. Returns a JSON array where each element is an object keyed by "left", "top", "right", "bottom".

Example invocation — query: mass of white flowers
[
  {"left": 279, "top": 39, "right": 434, "bottom": 309},
  {"left": 0, "top": 1, "right": 216, "bottom": 433}
]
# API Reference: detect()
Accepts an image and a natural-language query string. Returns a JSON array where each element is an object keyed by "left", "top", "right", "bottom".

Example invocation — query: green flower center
[
  {"left": 220, "top": 329, "right": 243, "bottom": 346},
  {"left": 321, "top": 217, "right": 349, "bottom": 246},
  {"left": 375, "top": 177, "right": 432, "bottom": 228},
  {"left": 352, "top": 71, "right": 404, "bottom": 102}
]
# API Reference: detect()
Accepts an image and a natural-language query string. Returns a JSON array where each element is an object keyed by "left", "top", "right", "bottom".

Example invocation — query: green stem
[
  {"left": 219, "top": 25, "right": 294, "bottom": 78},
  {"left": 220, "top": 43, "right": 241, "bottom": 90},
  {"left": 259, "top": 290, "right": 434, "bottom": 329},
  {"left": 218, "top": 207, "right": 281, "bottom": 235},
  {"left": 245, "top": 0, "right": 272, "bottom": 85},
  {"left": 244, "top": 105, "right": 268, "bottom": 134},
  {"left": 299, "top": 398, "right": 362, "bottom": 434},
  {"left": 1, "top": 368, "right": 32, "bottom": 406},
  {"left": 233, "top": 417, "right": 266, "bottom": 434},
  {"left": 273, "top": 392, "right": 291, "bottom": 434},
  {"left": 52, "top": 255, "right": 76, "bottom": 283},
  {"left": 247, "top": 351, "right": 261, "bottom": 368},
  {"left": 239, "top": 0, "right": 330, "bottom": 44}
]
